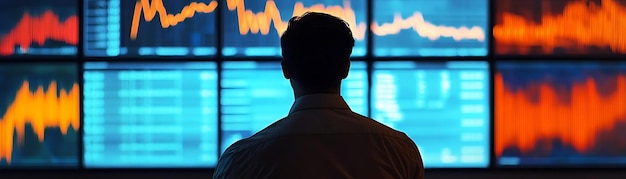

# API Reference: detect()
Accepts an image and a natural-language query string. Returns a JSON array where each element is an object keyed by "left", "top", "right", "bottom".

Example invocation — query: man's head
[{"left": 280, "top": 12, "right": 355, "bottom": 93}]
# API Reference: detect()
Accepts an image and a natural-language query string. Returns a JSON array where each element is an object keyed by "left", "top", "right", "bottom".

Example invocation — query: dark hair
[{"left": 280, "top": 12, "right": 355, "bottom": 90}]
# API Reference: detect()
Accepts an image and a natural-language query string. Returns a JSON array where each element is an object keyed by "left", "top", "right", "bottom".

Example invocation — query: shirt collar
[{"left": 288, "top": 94, "right": 351, "bottom": 114}]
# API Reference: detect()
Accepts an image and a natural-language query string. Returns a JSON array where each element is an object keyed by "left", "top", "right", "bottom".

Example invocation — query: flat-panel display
[
  {"left": 0, "top": 0, "right": 77, "bottom": 57},
  {"left": 372, "top": 61, "right": 490, "bottom": 168},
  {"left": 83, "top": 62, "right": 219, "bottom": 168},
  {"left": 0, "top": 63, "right": 79, "bottom": 168},
  {"left": 84, "top": 0, "right": 218, "bottom": 57},
  {"left": 496, "top": 61, "right": 626, "bottom": 167},
  {"left": 373, "top": 0, "right": 488, "bottom": 57},
  {"left": 221, "top": 0, "right": 367, "bottom": 57}
]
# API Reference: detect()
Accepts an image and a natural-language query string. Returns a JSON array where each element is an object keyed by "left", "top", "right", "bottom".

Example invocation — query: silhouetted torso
[{"left": 213, "top": 94, "right": 424, "bottom": 179}]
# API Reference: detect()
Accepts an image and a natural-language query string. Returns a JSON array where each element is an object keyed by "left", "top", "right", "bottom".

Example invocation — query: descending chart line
[{"left": 371, "top": 12, "right": 485, "bottom": 42}]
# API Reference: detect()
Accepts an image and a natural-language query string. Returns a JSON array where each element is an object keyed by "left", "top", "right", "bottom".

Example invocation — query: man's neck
[{"left": 291, "top": 82, "right": 341, "bottom": 99}]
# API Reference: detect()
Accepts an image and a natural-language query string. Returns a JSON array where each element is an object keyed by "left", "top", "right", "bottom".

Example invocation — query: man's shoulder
[{"left": 349, "top": 112, "right": 414, "bottom": 140}]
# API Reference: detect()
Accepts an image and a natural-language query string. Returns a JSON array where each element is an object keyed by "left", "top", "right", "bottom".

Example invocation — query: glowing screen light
[
  {"left": 372, "top": 0, "right": 488, "bottom": 57},
  {"left": 496, "top": 61, "right": 626, "bottom": 167},
  {"left": 83, "top": 62, "right": 219, "bottom": 168},
  {"left": 372, "top": 61, "right": 490, "bottom": 168},
  {"left": 220, "top": 61, "right": 368, "bottom": 153},
  {"left": 221, "top": 0, "right": 367, "bottom": 57},
  {"left": 83, "top": 0, "right": 218, "bottom": 57}
]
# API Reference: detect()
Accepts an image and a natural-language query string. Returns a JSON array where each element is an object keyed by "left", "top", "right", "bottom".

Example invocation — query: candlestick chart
[
  {"left": 221, "top": 0, "right": 367, "bottom": 57},
  {"left": 494, "top": 0, "right": 626, "bottom": 55},
  {"left": 372, "top": 0, "right": 488, "bottom": 57},
  {"left": 84, "top": 0, "right": 218, "bottom": 57},
  {"left": 0, "top": 63, "right": 79, "bottom": 168},
  {"left": 0, "top": 0, "right": 78, "bottom": 57},
  {"left": 495, "top": 61, "right": 626, "bottom": 166}
]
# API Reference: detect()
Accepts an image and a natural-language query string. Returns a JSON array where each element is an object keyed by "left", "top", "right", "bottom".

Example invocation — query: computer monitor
[
  {"left": 372, "top": 0, "right": 488, "bottom": 57},
  {"left": 221, "top": 0, "right": 367, "bottom": 57},
  {"left": 0, "top": 62, "right": 79, "bottom": 168},
  {"left": 0, "top": 0, "right": 78, "bottom": 57},
  {"left": 494, "top": 0, "right": 626, "bottom": 55},
  {"left": 220, "top": 61, "right": 368, "bottom": 153},
  {"left": 496, "top": 61, "right": 626, "bottom": 167},
  {"left": 83, "top": 0, "right": 218, "bottom": 57},
  {"left": 372, "top": 61, "right": 490, "bottom": 168},
  {"left": 83, "top": 62, "right": 219, "bottom": 168}
]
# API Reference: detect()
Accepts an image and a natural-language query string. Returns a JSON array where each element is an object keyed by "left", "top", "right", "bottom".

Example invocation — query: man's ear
[
  {"left": 341, "top": 61, "right": 350, "bottom": 79},
  {"left": 281, "top": 61, "right": 291, "bottom": 79}
]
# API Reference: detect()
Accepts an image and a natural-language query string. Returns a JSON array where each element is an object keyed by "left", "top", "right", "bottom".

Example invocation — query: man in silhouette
[{"left": 213, "top": 12, "right": 424, "bottom": 179}]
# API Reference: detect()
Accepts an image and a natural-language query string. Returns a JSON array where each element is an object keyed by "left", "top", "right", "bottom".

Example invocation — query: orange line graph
[
  {"left": 0, "top": 81, "right": 79, "bottom": 164},
  {"left": 225, "top": 0, "right": 367, "bottom": 40},
  {"left": 0, "top": 10, "right": 78, "bottom": 56},
  {"left": 493, "top": 0, "right": 626, "bottom": 54},
  {"left": 371, "top": 13, "right": 485, "bottom": 42},
  {"left": 495, "top": 73, "right": 626, "bottom": 156},
  {"left": 130, "top": 0, "right": 218, "bottom": 40}
]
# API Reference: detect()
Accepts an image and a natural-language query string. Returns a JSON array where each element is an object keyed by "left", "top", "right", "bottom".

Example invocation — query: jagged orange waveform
[
  {"left": 0, "top": 10, "right": 78, "bottom": 56},
  {"left": 371, "top": 13, "right": 485, "bottom": 42},
  {"left": 225, "top": 0, "right": 367, "bottom": 40},
  {"left": 493, "top": 0, "right": 626, "bottom": 54},
  {"left": 495, "top": 73, "right": 626, "bottom": 156},
  {"left": 0, "top": 81, "right": 79, "bottom": 164},
  {"left": 130, "top": 0, "right": 218, "bottom": 40}
]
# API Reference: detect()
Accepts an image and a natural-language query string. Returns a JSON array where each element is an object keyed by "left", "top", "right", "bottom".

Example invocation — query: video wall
[{"left": 1, "top": 0, "right": 625, "bottom": 169}]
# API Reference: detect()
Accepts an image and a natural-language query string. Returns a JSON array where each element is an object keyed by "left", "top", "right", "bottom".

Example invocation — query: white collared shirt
[{"left": 214, "top": 94, "right": 424, "bottom": 179}]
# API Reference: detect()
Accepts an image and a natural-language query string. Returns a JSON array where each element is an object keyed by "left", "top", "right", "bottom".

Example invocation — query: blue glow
[
  {"left": 373, "top": 0, "right": 488, "bottom": 57},
  {"left": 83, "top": 62, "right": 219, "bottom": 168},
  {"left": 222, "top": 0, "right": 367, "bottom": 57},
  {"left": 372, "top": 61, "right": 490, "bottom": 168},
  {"left": 193, "top": 47, "right": 217, "bottom": 56},
  {"left": 220, "top": 61, "right": 369, "bottom": 153}
]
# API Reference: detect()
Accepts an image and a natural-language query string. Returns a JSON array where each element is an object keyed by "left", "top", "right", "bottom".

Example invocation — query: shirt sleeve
[
  {"left": 213, "top": 142, "right": 243, "bottom": 179},
  {"left": 405, "top": 135, "right": 425, "bottom": 179}
]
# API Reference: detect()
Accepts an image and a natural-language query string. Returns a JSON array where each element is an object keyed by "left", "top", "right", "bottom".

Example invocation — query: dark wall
[{"left": 3, "top": 170, "right": 626, "bottom": 179}]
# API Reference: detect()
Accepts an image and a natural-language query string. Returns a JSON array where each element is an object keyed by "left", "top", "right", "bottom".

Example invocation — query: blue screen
[
  {"left": 220, "top": 61, "right": 368, "bottom": 152},
  {"left": 83, "top": 62, "right": 219, "bottom": 168},
  {"left": 372, "top": 0, "right": 488, "bottom": 57},
  {"left": 221, "top": 0, "right": 367, "bottom": 57},
  {"left": 0, "top": 63, "right": 79, "bottom": 168},
  {"left": 496, "top": 61, "right": 626, "bottom": 167},
  {"left": 0, "top": 0, "right": 77, "bottom": 57},
  {"left": 83, "top": 0, "right": 218, "bottom": 57},
  {"left": 372, "top": 61, "right": 490, "bottom": 168}
]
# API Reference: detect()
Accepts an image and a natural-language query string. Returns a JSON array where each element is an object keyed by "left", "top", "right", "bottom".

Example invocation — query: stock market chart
[
  {"left": 372, "top": 61, "right": 490, "bottom": 168},
  {"left": 84, "top": 0, "right": 218, "bottom": 57},
  {"left": 83, "top": 62, "right": 219, "bottom": 168},
  {"left": 221, "top": 0, "right": 367, "bottom": 57},
  {"left": 0, "top": 63, "right": 79, "bottom": 168},
  {"left": 496, "top": 61, "right": 626, "bottom": 167},
  {"left": 494, "top": 0, "right": 626, "bottom": 55},
  {"left": 220, "top": 61, "right": 368, "bottom": 153},
  {"left": 372, "top": 0, "right": 488, "bottom": 57},
  {"left": 0, "top": 0, "right": 77, "bottom": 57}
]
